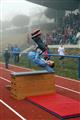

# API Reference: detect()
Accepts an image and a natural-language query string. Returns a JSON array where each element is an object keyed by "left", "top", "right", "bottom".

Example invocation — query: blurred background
[{"left": 0, "top": 0, "right": 80, "bottom": 51}]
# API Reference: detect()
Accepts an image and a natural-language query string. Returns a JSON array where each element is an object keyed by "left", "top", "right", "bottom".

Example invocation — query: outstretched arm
[{"left": 19, "top": 45, "right": 35, "bottom": 57}]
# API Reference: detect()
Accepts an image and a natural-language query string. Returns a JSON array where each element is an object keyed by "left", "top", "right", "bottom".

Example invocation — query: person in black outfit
[
  {"left": 4, "top": 48, "right": 10, "bottom": 69},
  {"left": 31, "top": 29, "right": 46, "bottom": 53}
]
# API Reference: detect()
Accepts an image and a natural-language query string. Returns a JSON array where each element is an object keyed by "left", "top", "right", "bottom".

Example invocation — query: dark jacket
[{"left": 4, "top": 50, "right": 10, "bottom": 61}]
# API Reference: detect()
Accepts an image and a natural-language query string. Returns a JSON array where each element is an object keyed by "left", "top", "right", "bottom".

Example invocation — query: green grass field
[
  {"left": 2, "top": 48, "right": 79, "bottom": 80},
  {"left": 50, "top": 48, "right": 80, "bottom": 80}
]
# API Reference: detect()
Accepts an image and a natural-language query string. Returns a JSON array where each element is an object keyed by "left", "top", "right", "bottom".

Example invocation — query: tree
[
  {"left": 12, "top": 15, "right": 30, "bottom": 27},
  {"left": 44, "top": 8, "right": 65, "bottom": 26},
  {"left": 1, "top": 21, "right": 12, "bottom": 29},
  {"left": 44, "top": 8, "right": 57, "bottom": 19}
]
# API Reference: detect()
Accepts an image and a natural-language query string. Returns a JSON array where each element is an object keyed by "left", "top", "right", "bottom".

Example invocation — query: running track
[{"left": 0, "top": 63, "right": 80, "bottom": 120}]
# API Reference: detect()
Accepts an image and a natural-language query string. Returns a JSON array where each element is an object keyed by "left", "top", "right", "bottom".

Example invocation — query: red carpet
[{"left": 28, "top": 93, "right": 80, "bottom": 119}]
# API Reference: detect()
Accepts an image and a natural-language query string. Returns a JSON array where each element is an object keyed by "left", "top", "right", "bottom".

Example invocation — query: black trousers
[
  {"left": 33, "top": 38, "right": 46, "bottom": 52},
  {"left": 5, "top": 60, "right": 9, "bottom": 68},
  {"left": 14, "top": 54, "right": 19, "bottom": 63}
]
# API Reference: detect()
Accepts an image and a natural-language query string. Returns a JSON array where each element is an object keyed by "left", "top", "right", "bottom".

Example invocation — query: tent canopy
[{"left": 26, "top": 0, "right": 80, "bottom": 10}]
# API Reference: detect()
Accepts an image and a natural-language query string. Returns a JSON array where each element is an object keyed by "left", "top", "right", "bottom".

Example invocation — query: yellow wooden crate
[{"left": 11, "top": 70, "right": 55, "bottom": 100}]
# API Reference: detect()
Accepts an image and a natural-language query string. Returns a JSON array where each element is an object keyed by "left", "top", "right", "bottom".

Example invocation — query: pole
[{"left": 78, "top": 58, "right": 80, "bottom": 80}]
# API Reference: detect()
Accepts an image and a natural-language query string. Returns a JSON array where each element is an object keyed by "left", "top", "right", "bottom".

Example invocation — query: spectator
[
  {"left": 12, "top": 45, "right": 21, "bottom": 64},
  {"left": 76, "top": 31, "right": 80, "bottom": 41},
  {"left": 58, "top": 45, "right": 65, "bottom": 67},
  {"left": 3, "top": 48, "right": 10, "bottom": 69}
]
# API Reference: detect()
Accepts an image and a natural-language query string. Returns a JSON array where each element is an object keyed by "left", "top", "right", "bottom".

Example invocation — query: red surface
[
  {"left": 28, "top": 93, "right": 80, "bottom": 118},
  {"left": 0, "top": 64, "right": 59, "bottom": 120},
  {"left": 0, "top": 78, "right": 58, "bottom": 120},
  {"left": 0, "top": 103, "right": 20, "bottom": 120},
  {"left": 55, "top": 75, "right": 80, "bottom": 92},
  {"left": 55, "top": 75, "right": 80, "bottom": 101},
  {"left": 56, "top": 86, "right": 80, "bottom": 101},
  {"left": 0, "top": 63, "right": 80, "bottom": 120}
]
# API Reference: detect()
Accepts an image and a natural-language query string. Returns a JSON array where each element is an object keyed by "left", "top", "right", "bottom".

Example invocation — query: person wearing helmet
[{"left": 31, "top": 29, "right": 46, "bottom": 53}]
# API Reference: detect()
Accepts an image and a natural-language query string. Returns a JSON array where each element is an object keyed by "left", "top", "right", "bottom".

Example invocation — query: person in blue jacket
[
  {"left": 27, "top": 48, "right": 54, "bottom": 72},
  {"left": 12, "top": 45, "right": 21, "bottom": 63}
]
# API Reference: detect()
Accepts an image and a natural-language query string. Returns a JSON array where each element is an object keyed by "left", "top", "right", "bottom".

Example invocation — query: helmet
[{"left": 31, "top": 29, "right": 41, "bottom": 39}]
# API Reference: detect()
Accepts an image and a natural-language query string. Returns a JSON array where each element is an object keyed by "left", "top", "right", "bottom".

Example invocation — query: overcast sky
[{"left": 0, "top": 0, "right": 46, "bottom": 21}]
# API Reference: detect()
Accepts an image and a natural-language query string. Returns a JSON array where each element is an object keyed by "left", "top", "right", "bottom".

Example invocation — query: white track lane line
[
  {"left": 55, "top": 85, "right": 80, "bottom": 94},
  {"left": 9, "top": 64, "right": 31, "bottom": 71},
  {"left": 0, "top": 62, "right": 80, "bottom": 83},
  {"left": 0, "top": 62, "right": 79, "bottom": 82},
  {"left": 0, "top": 67, "right": 14, "bottom": 73},
  {"left": 0, "top": 64, "right": 79, "bottom": 120},
  {"left": 0, "top": 62, "right": 31, "bottom": 71},
  {"left": 0, "top": 77, "right": 11, "bottom": 83},
  {"left": 55, "top": 75, "right": 80, "bottom": 83},
  {"left": 0, "top": 63, "right": 80, "bottom": 94},
  {"left": 1, "top": 64, "right": 79, "bottom": 83},
  {"left": 0, "top": 99, "right": 27, "bottom": 120},
  {"left": 0, "top": 75, "right": 79, "bottom": 95}
]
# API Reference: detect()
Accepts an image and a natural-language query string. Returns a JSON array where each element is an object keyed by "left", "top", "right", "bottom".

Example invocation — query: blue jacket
[
  {"left": 12, "top": 47, "right": 21, "bottom": 55},
  {"left": 27, "top": 51, "right": 53, "bottom": 72}
]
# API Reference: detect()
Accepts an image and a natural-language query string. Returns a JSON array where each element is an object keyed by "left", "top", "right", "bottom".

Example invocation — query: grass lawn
[{"left": 1, "top": 48, "right": 80, "bottom": 80}]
